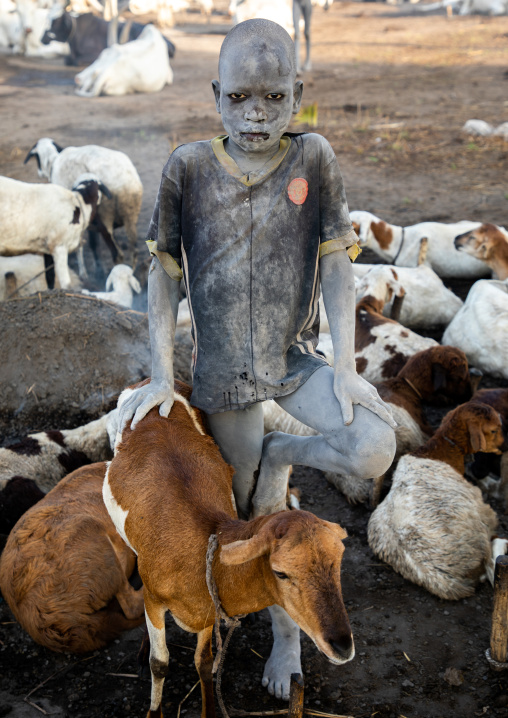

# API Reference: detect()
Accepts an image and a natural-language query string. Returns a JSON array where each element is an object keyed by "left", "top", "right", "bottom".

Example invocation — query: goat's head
[
  {"left": 454, "top": 224, "right": 507, "bottom": 262},
  {"left": 221, "top": 510, "right": 354, "bottom": 665},
  {"left": 349, "top": 211, "right": 388, "bottom": 248},
  {"left": 105, "top": 264, "right": 142, "bottom": 294},
  {"left": 356, "top": 266, "right": 405, "bottom": 309},
  {"left": 24, "top": 138, "right": 64, "bottom": 179},
  {"left": 72, "top": 175, "right": 112, "bottom": 221},
  {"left": 440, "top": 401, "right": 504, "bottom": 456},
  {"left": 402, "top": 346, "right": 476, "bottom": 405}
]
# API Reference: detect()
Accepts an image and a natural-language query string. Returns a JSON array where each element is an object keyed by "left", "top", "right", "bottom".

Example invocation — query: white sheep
[
  {"left": 24, "top": 137, "right": 143, "bottom": 269},
  {"left": 0, "top": 0, "right": 23, "bottom": 51},
  {"left": 442, "top": 279, "right": 508, "bottom": 380},
  {"left": 74, "top": 24, "right": 173, "bottom": 97},
  {"left": 0, "top": 254, "right": 81, "bottom": 300},
  {"left": 368, "top": 401, "right": 503, "bottom": 600},
  {"left": 0, "top": 174, "right": 109, "bottom": 290},
  {"left": 81, "top": 264, "right": 141, "bottom": 308}
]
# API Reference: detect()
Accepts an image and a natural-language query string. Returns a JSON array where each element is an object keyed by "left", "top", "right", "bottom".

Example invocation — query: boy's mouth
[{"left": 240, "top": 132, "right": 270, "bottom": 142}]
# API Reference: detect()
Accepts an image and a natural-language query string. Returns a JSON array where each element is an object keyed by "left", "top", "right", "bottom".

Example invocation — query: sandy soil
[{"left": 1, "top": 3, "right": 508, "bottom": 718}]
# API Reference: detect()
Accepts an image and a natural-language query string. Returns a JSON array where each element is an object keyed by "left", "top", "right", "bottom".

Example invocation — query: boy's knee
[{"left": 347, "top": 419, "right": 396, "bottom": 479}]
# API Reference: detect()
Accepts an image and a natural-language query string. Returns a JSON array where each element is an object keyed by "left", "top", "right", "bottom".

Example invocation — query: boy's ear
[
  {"left": 212, "top": 80, "right": 221, "bottom": 114},
  {"left": 292, "top": 80, "right": 303, "bottom": 114}
]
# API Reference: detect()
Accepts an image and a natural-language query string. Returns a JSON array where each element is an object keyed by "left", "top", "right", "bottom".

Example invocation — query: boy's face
[{"left": 213, "top": 46, "right": 303, "bottom": 158}]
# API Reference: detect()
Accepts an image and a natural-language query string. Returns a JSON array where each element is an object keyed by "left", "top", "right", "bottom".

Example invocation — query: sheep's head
[
  {"left": 73, "top": 174, "right": 112, "bottom": 221},
  {"left": 24, "top": 138, "right": 63, "bottom": 180}
]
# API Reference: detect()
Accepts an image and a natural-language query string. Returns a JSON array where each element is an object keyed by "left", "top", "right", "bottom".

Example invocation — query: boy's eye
[
  {"left": 229, "top": 93, "right": 247, "bottom": 100},
  {"left": 267, "top": 93, "right": 283, "bottom": 100}
]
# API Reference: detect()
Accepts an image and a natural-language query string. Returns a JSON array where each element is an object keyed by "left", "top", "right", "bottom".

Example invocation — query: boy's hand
[
  {"left": 334, "top": 370, "right": 397, "bottom": 429},
  {"left": 118, "top": 379, "right": 175, "bottom": 434}
]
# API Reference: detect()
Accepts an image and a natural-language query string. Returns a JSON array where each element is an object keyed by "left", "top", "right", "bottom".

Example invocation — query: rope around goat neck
[{"left": 206, "top": 534, "right": 245, "bottom": 718}]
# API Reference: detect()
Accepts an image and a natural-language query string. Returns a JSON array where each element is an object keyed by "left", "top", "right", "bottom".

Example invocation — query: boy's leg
[
  {"left": 254, "top": 364, "right": 396, "bottom": 700},
  {"left": 252, "top": 364, "right": 396, "bottom": 517},
  {"left": 206, "top": 402, "right": 264, "bottom": 520},
  {"left": 207, "top": 403, "right": 302, "bottom": 700}
]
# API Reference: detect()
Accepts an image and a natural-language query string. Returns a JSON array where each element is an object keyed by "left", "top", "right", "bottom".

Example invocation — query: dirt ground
[{"left": 1, "top": 3, "right": 508, "bottom": 717}]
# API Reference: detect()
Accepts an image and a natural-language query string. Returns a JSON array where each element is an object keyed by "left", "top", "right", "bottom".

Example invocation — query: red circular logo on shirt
[{"left": 288, "top": 177, "right": 308, "bottom": 205}]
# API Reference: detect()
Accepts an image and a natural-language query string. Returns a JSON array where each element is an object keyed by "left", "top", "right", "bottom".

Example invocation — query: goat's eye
[{"left": 274, "top": 570, "right": 289, "bottom": 580}]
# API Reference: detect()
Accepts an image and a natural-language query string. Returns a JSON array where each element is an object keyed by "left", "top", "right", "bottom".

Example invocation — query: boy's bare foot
[{"left": 262, "top": 606, "right": 302, "bottom": 700}]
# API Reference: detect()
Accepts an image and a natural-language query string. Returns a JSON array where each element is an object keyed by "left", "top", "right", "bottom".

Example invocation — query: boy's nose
[{"left": 244, "top": 107, "right": 267, "bottom": 122}]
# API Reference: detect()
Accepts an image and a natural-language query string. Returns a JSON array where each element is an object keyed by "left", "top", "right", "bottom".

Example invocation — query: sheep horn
[{"left": 98, "top": 182, "right": 112, "bottom": 200}]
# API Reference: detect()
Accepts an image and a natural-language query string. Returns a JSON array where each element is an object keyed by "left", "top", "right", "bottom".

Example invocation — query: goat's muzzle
[{"left": 322, "top": 632, "right": 355, "bottom": 665}]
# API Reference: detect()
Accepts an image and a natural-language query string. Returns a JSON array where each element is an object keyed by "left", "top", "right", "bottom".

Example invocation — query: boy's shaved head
[{"left": 219, "top": 19, "right": 296, "bottom": 80}]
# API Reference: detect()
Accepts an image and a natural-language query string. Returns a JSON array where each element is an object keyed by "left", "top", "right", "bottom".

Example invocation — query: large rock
[{"left": 0, "top": 291, "right": 193, "bottom": 440}]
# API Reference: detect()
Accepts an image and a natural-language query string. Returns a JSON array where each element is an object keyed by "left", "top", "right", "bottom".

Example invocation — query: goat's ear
[
  {"left": 220, "top": 533, "right": 271, "bottom": 566},
  {"left": 432, "top": 363, "right": 447, "bottom": 392},
  {"left": 468, "top": 421, "right": 487, "bottom": 453},
  {"left": 323, "top": 520, "right": 348, "bottom": 541},
  {"left": 52, "top": 141, "right": 64, "bottom": 153},
  {"left": 129, "top": 275, "right": 142, "bottom": 294},
  {"left": 106, "top": 273, "right": 114, "bottom": 291}
]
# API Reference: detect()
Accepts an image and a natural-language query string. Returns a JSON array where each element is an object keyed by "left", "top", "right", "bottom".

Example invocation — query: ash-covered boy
[{"left": 120, "top": 18, "right": 396, "bottom": 701}]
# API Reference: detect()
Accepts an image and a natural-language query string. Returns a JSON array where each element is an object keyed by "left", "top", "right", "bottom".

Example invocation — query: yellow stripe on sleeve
[
  {"left": 319, "top": 229, "right": 361, "bottom": 262},
  {"left": 146, "top": 240, "right": 183, "bottom": 281}
]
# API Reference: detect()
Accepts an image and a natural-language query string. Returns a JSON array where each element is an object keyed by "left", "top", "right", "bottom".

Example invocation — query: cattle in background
[{"left": 41, "top": 9, "right": 175, "bottom": 66}]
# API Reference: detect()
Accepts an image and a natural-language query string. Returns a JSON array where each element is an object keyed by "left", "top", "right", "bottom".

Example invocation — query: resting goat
[
  {"left": 354, "top": 266, "right": 437, "bottom": 384},
  {"left": 368, "top": 401, "right": 503, "bottom": 600},
  {"left": 82, "top": 264, "right": 141, "bottom": 308},
  {"left": 104, "top": 379, "right": 354, "bottom": 717},
  {"left": 0, "top": 174, "right": 110, "bottom": 289},
  {"left": 442, "top": 278, "right": 508, "bottom": 380},
  {"left": 0, "top": 412, "right": 113, "bottom": 493},
  {"left": 0, "top": 462, "right": 144, "bottom": 652}
]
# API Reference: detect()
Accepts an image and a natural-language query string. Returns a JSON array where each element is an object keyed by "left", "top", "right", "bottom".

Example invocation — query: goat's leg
[
  {"left": 93, "top": 215, "right": 124, "bottom": 264},
  {"left": 76, "top": 244, "right": 88, "bottom": 280},
  {"left": 115, "top": 582, "right": 144, "bottom": 620},
  {"left": 195, "top": 625, "right": 215, "bottom": 718},
  {"left": 145, "top": 595, "right": 169, "bottom": 718},
  {"left": 125, "top": 220, "right": 139, "bottom": 270},
  {"left": 43, "top": 253, "right": 55, "bottom": 289},
  {"left": 52, "top": 245, "right": 71, "bottom": 290}
]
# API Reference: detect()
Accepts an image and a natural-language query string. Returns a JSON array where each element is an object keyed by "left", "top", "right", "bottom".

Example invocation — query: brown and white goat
[
  {"left": 455, "top": 223, "right": 508, "bottom": 280},
  {"left": 354, "top": 267, "right": 437, "bottom": 384},
  {"left": 368, "top": 401, "right": 503, "bottom": 600},
  {"left": 470, "top": 388, "right": 508, "bottom": 509},
  {"left": 104, "top": 380, "right": 354, "bottom": 718},
  {"left": 0, "top": 462, "right": 144, "bottom": 652}
]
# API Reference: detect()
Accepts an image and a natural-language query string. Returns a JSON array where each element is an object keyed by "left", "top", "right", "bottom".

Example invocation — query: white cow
[{"left": 74, "top": 24, "right": 173, "bottom": 97}]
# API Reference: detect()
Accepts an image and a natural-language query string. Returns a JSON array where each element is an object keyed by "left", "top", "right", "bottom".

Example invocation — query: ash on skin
[{"left": 119, "top": 19, "right": 396, "bottom": 703}]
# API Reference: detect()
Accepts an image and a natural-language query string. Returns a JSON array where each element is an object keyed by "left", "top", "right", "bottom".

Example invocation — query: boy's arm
[
  {"left": 118, "top": 257, "right": 180, "bottom": 432},
  {"left": 320, "top": 249, "right": 396, "bottom": 428}
]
